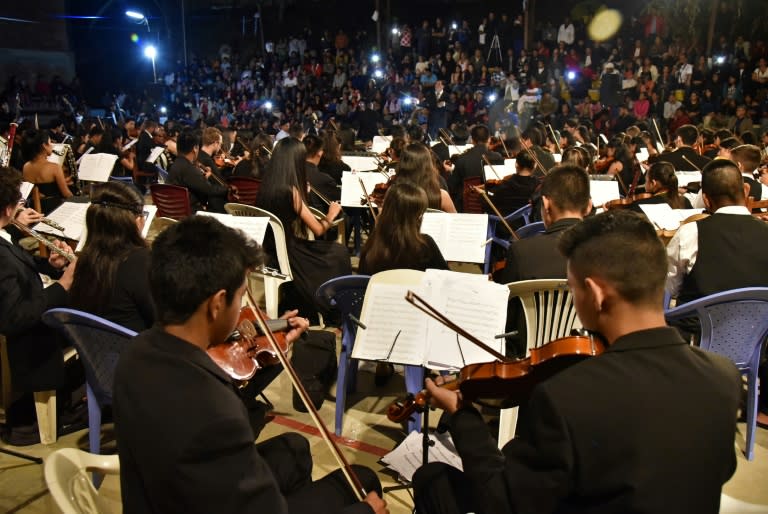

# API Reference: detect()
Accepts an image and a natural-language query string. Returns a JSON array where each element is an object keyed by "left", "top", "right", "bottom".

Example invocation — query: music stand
[
  {"left": 382, "top": 401, "right": 433, "bottom": 495},
  {"left": 487, "top": 34, "right": 503, "bottom": 67}
]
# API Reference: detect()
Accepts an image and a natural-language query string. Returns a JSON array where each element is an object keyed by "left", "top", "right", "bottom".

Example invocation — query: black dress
[
  {"left": 93, "top": 247, "right": 154, "bottom": 333},
  {"left": 358, "top": 234, "right": 448, "bottom": 275}
]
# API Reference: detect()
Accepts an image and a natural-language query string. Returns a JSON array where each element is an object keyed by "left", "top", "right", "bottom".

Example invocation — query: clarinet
[{"left": 0, "top": 122, "right": 17, "bottom": 168}]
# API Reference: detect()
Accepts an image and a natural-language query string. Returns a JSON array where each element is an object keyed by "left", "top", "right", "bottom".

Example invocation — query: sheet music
[
  {"left": 146, "top": 146, "right": 165, "bottom": 164},
  {"left": 121, "top": 138, "right": 138, "bottom": 152},
  {"left": 77, "top": 153, "right": 118, "bottom": 182},
  {"left": 635, "top": 148, "right": 649, "bottom": 162},
  {"left": 46, "top": 144, "right": 67, "bottom": 166},
  {"left": 381, "top": 431, "right": 463, "bottom": 482},
  {"left": 75, "top": 205, "right": 158, "bottom": 252},
  {"left": 675, "top": 171, "right": 702, "bottom": 187},
  {"left": 76, "top": 146, "right": 94, "bottom": 165},
  {"left": 340, "top": 171, "right": 387, "bottom": 208},
  {"left": 196, "top": 211, "right": 270, "bottom": 244},
  {"left": 422, "top": 270, "right": 507, "bottom": 369},
  {"left": 483, "top": 164, "right": 515, "bottom": 181},
  {"left": 420, "top": 212, "right": 488, "bottom": 263},
  {"left": 448, "top": 144, "right": 473, "bottom": 157},
  {"left": 589, "top": 180, "right": 621, "bottom": 207},
  {"left": 352, "top": 282, "right": 428, "bottom": 365},
  {"left": 552, "top": 153, "right": 562, "bottom": 163},
  {"left": 370, "top": 136, "right": 391, "bottom": 154},
  {"left": 341, "top": 155, "right": 379, "bottom": 172},
  {"left": 20, "top": 182, "right": 34, "bottom": 200},
  {"left": 639, "top": 203, "right": 681, "bottom": 231},
  {"left": 34, "top": 201, "right": 88, "bottom": 240},
  {"left": 504, "top": 158, "right": 516, "bottom": 168}
]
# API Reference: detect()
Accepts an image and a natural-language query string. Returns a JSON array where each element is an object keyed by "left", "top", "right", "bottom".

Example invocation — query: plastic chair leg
[
  {"left": 498, "top": 407, "right": 519, "bottom": 449},
  {"left": 263, "top": 276, "right": 280, "bottom": 319},
  {"left": 86, "top": 383, "right": 101, "bottom": 455},
  {"left": 745, "top": 370, "right": 758, "bottom": 461},
  {"left": 33, "top": 390, "right": 57, "bottom": 445},
  {"left": 335, "top": 330, "right": 352, "bottom": 436},
  {"left": 404, "top": 366, "right": 425, "bottom": 433}
]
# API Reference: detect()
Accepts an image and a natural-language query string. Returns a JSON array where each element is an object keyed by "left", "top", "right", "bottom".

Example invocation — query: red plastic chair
[
  {"left": 149, "top": 184, "right": 192, "bottom": 220},
  {"left": 227, "top": 177, "right": 261, "bottom": 206},
  {"left": 462, "top": 176, "right": 484, "bottom": 214}
]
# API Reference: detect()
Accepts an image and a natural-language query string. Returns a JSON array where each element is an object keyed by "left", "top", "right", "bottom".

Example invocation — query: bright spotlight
[
  {"left": 403, "top": 97, "right": 412, "bottom": 106},
  {"left": 160, "top": 106, "right": 167, "bottom": 114},
  {"left": 144, "top": 45, "right": 157, "bottom": 59},
  {"left": 371, "top": 53, "right": 380, "bottom": 63},
  {"left": 716, "top": 55, "right": 726, "bottom": 64},
  {"left": 451, "top": 22, "right": 458, "bottom": 30},
  {"left": 125, "top": 10, "right": 145, "bottom": 20},
  {"left": 488, "top": 93, "right": 497, "bottom": 103},
  {"left": 373, "top": 69, "right": 384, "bottom": 79},
  {"left": 567, "top": 70, "right": 576, "bottom": 81},
  {"left": 264, "top": 101, "right": 273, "bottom": 110},
  {"left": 391, "top": 27, "right": 399, "bottom": 35}
]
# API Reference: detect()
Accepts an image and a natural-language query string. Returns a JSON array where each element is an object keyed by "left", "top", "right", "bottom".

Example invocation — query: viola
[
  {"left": 387, "top": 334, "right": 605, "bottom": 422},
  {"left": 207, "top": 307, "right": 291, "bottom": 381},
  {"left": 603, "top": 192, "right": 652, "bottom": 210}
]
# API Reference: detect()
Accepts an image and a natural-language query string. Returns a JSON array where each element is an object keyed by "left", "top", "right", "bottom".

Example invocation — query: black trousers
[
  {"left": 413, "top": 462, "right": 511, "bottom": 514},
  {"left": 257, "top": 433, "right": 382, "bottom": 514}
]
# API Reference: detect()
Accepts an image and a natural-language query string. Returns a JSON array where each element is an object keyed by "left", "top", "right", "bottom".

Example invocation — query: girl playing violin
[
  {"left": 631, "top": 161, "right": 692, "bottom": 211},
  {"left": 396, "top": 142, "right": 457, "bottom": 213}
]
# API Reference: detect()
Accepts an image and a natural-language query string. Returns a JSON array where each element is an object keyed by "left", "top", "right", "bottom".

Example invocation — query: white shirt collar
[
  {"left": 714, "top": 205, "right": 751, "bottom": 215},
  {"left": 0, "top": 229, "right": 12, "bottom": 244}
]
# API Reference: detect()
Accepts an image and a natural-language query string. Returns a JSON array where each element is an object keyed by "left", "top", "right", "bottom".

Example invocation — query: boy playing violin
[{"left": 414, "top": 210, "right": 740, "bottom": 514}]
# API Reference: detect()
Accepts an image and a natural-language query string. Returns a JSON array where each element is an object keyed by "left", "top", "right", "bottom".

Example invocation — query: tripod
[{"left": 487, "top": 34, "right": 503, "bottom": 67}]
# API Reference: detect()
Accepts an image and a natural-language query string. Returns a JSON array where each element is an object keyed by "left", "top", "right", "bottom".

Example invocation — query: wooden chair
[
  {"left": 149, "top": 184, "right": 192, "bottom": 220},
  {"left": 226, "top": 177, "right": 261, "bottom": 206}
]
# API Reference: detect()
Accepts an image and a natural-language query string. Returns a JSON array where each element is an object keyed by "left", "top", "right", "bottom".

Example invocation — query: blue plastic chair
[
  {"left": 316, "top": 275, "right": 424, "bottom": 435},
  {"left": 665, "top": 288, "right": 768, "bottom": 460},
  {"left": 484, "top": 204, "right": 534, "bottom": 274},
  {"left": 42, "top": 309, "right": 137, "bottom": 458}
]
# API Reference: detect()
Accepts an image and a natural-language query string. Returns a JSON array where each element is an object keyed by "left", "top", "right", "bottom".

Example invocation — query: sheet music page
[
  {"left": 196, "top": 212, "right": 270, "bottom": 244},
  {"left": 35, "top": 201, "right": 88, "bottom": 240},
  {"left": 20, "top": 182, "right": 34, "bottom": 200},
  {"left": 341, "top": 155, "right": 379, "bottom": 172},
  {"left": 448, "top": 144, "right": 473, "bottom": 157},
  {"left": 352, "top": 282, "right": 428, "bottom": 365},
  {"left": 78, "top": 153, "right": 118, "bottom": 182},
  {"left": 483, "top": 164, "right": 516, "bottom": 181},
  {"left": 639, "top": 203, "right": 680, "bottom": 231},
  {"left": 76, "top": 204, "right": 158, "bottom": 252},
  {"left": 589, "top": 180, "right": 621, "bottom": 207},
  {"left": 675, "top": 171, "right": 702, "bottom": 187},
  {"left": 504, "top": 158, "right": 516, "bottom": 168},
  {"left": 121, "top": 138, "right": 138, "bottom": 152},
  {"left": 552, "top": 153, "right": 562, "bottom": 163},
  {"left": 46, "top": 144, "right": 66, "bottom": 166},
  {"left": 674, "top": 208, "right": 704, "bottom": 221},
  {"left": 370, "top": 136, "right": 390, "bottom": 154},
  {"left": 340, "top": 171, "right": 387, "bottom": 208},
  {"left": 381, "top": 431, "right": 463, "bottom": 482},
  {"left": 636, "top": 148, "right": 649, "bottom": 162},
  {"left": 76, "top": 146, "right": 94, "bottom": 165},
  {"left": 421, "top": 213, "right": 488, "bottom": 263},
  {"left": 422, "top": 270, "right": 507, "bottom": 369},
  {"left": 146, "top": 146, "right": 165, "bottom": 164}
]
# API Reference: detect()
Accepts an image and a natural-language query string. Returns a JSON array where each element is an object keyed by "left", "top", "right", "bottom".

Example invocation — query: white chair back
[{"left": 44, "top": 448, "right": 120, "bottom": 514}]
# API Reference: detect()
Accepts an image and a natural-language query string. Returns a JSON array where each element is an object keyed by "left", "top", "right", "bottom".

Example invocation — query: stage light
[
  {"left": 488, "top": 93, "right": 497, "bottom": 103},
  {"left": 160, "top": 106, "right": 167, "bottom": 114},
  {"left": 716, "top": 55, "right": 726, "bottom": 64},
  {"left": 451, "top": 22, "right": 458, "bottom": 30},
  {"left": 403, "top": 97, "right": 412, "bottom": 106},
  {"left": 371, "top": 53, "right": 380, "bottom": 64},
  {"left": 130, "top": 33, "right": 139, "bottom": 43},
  {"left": 567, "top": 70, "right": 576, "bottom": 81},
  {"left": 125, "top": 10, "right": 145, "bottom": 20},
  {"left": 391, "top": 27, "right": 399, "bottom": 35},
  {"left": 144, "top": 45, "right": 157, "bottom": 59},
  {"left": 373, "top": 69, "right": 384, "bottom": 79},
  {"left": 264, "top": 101, "right": 273, "bottom": 110}
]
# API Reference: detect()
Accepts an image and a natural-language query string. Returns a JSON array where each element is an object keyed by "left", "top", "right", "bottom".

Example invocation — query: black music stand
[
  {"left": 0, "top": 446, "right": 43, "bottom": 464},
  {"left": 382, "top": 401, "right": 433, "bottom": 495}
]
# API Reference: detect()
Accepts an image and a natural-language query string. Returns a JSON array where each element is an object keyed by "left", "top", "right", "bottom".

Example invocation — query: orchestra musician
[
  {"left": 656, "top": 125, "right": 711, "bottom": 171},
  {"left": 0, "top": 169, "right": 80, "bottom": 438},
  {"left": 481, "top": 151, "right": 538, "bottom": 217},
  {"left": 135, "top": 120, "right": 162, "bottom": 184},
  {"left": 397, "top": 143, "right": 457, "bottom": 213},
  {"left": 519, "top": 127, "right": 556, "bottom": 176},
  {"left": 21, "top": 129, "right": 74, "bottom": 214},
  {"left": 318, "top": 130, "right": 351, "bottom": 185},
  {"left": 232, "top": 134, "right": 273, "bottom": 179},
  {"left": 198, "top": 127, "right": 227, "bottom": 182},
  {"left": 447, "top": 125, "right": 503, "bottom": 210},
  {"left": 112, "top": 216, "right": 387, "bottom": 514},
  {"left": 414, "top": 210, "right": 741, "bottom": 514},
  {"left": 304, "top": 135, "right": 341, "bottom": 210},
  {"left": 729, "top": 144, "right": 764, "bottom": 203},
  {"left": 167, "top": 130, "right": 229, "bottom": 213},
  {"left": 629, "top": 161, "right": 692, "bottom": 211}
]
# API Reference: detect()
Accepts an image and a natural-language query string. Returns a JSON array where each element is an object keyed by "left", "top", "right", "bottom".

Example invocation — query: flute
[{"left": 10, "top": 219, "right": 76, "bottom": 262}]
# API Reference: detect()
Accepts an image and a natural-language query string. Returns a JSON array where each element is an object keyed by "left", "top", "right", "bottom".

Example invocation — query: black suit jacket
[
  {"left": 168, "top": 155, "right": 228, "bottom": 212},
  {"left": 136, "top": 130, "right": 156, "bottom": 173},
  {"left": 448, "top": 144, "right": 503, "bottom": 210},
  {"left": 657, "top": 147, "right": 711, "bottom": 171},
  {"left": 449, "top": 327, "right": 741, "bottom": 514},
  {"left": 306, "top": 162, "right": 340, "bottom": 210},
  {"left": 0, "top": 237, "right": 69, "bottom": 391}
]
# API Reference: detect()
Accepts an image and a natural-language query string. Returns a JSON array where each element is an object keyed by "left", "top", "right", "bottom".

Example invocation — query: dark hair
[
  {"left": 21, "top": 129, "right": 51, "bottom": 162},
  {"left": 303, "top": 134, "right": 324, "bottom": 157},
  {"left": 0, "top": 167, "right": 23, "bottom": 209},
  {"left": 69, "top": 182, "right": 147, "bottom": 314},
  {"left": 360, "top": 181, "right": 431, "bottom": 274},
  {"left": 516, "top": 151, "right": 535, "bottom": 171},
  {"left": 407, "top": 125, "right": 424, "bottom": 144},
  {"left": 647, "top": 162, "right": 685, "bottom": 208},
  {"left": 289, "top": 123, "right": 305, "bottom": 139},
  {"left": 396, "top": 143, "right": 442, "bottom": 209},
  {"left": 452, "top": 125, "right": 470, "bottom": 144},
  {"left": 319, "top": 130, "right": 343, "bottom": 165},
  {"left": 88, "top": 126, "right": 105, "bottom": 137},
  {"left": 541, "top": 164, "right": 590, "bottom": 212},
  {"left": 521, "top": 127, "right": 544, "bottom": 146},
  {"left": 730, "top": 144, "right": 761, "bottom": 172},
  {"left": 714, "top": 129, "right": 733, "bottom": 143},
  {"left": 675, "top": 124, "right": 699, "bottom": 146},
  {"left": 562, "top": 146, "right": 590, "bottom": 169},
  {"left": 150, "top": 216, "right": 264, "bottom": 325},
  {"left": 471, "top": 125, "right": 491, "bottom": 144},
  {"left": 559, "top": 210, "right": 667, "bottom": 305},
  {"left": 177, "top": 129, "right": 200, "bottom": 155},
  {"left": 719, "top": 137, "right": 742, "bottom": 151},
  {"left": 260, "top": 137, "right": 308, "bottom": 235},
  {"left": 701, "top": 159, "right": 745, "bottom": 206}
]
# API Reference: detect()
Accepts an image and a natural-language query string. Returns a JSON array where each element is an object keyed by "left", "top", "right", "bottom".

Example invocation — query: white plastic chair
[
  {"left": 225, "top": 203, "right": 294, "bottom": 318},
  {"left": 44, "top": 448, "right": 120, "bottom": 514},
  {"left": 307, "top": 206, "right": 347, "bottom": 246},
  {"left": 498, "top": 279, "right": 582, "bottom": 447}
]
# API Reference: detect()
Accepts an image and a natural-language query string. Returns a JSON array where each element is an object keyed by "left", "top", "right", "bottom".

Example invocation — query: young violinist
[
  {"left": 113, "top": 216, "right": 387, "bottom": 514},
  {"left": 396, "top": 142, "right": 456, "bottom": 213},
  {"left": 304, "top": 134, "right": 341, "bottom": 210},
  {"left": 629, "top": 161, "right": 692, "bottom": 211},
  {"left": 167, "top": 130, "right": 229, "bottom": 213},
  {"left": 21, "top": 129, "right": 74, "bottom": 214},
  {"left": 482, "top": 151, "right": 538, "bottom": 217},
  {"left": 414, "top": 210, "right": 741, "bottom": 514}
]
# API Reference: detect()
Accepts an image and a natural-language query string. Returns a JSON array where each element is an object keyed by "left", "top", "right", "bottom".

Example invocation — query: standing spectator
[{"left": 557, "top": 17, "right": 575, "bottom": 47}]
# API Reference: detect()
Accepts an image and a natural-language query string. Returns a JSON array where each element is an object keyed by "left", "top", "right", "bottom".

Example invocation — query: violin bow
[
  {"left": 499, "top": 137, "right": 511, "bottom": 159},
  {"left": 651, "top": 118, "right": 665, "bottom": 153},
  {"left": 244, "top": 289, "right": 366, "bottom": 501},
  {"left": 308, "top": 183, "right": 333, "bottom": 207},
  {"left": 358, "top": 177, "right": 378, "bottom": 223},
  {"left": 682, "top": 155, "right": 701, "bottom": 171},
  {"left": 474, "top": 186, "right": 520, "bottom": 241},
  {"left": 547, "top": 124, "right": 562, "bottom": 154},
  {"left": 512, "top": 124, "right": 548, "bottom": 175},
  {"left": 440, "top": 128, "right": 460, "bottom": 155},
  {"left": 405, "top": 291, "right": 511, "bottom": 363},
  {"left": 482, "top": 154, "right": 501, "bottom": 180}
]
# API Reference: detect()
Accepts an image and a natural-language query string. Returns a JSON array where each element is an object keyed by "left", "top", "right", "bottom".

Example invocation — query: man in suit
[
  {"left": 426, "top": 80, "right": 449, "bottom": 140},
  {"left": 168, "top": 130, "right": 229, "bottom": 213},
  {"left": 304, "top": 134, "right": 340, "bottom": 210},
  {"left": 519, "top": 126, "right": 556, "bottom": 176},
  {"left": 659, "top": 124, "right": 711, "bottom": 171},
  {"left": 135, "top": 119, "right": 162, "bottom": 179},
  {"left": 447, "top": 124, "right": 503, "bottom": 210},
  {"left": 666, "top": 158, "right": 768, "bottom": 304},
  {"left": 0, "top": 170, "right": 77, "bottom": 417},
  {"left": 414, "top": 210, "right": 741, "bottom": 514},
  {"left": 113, "top": 216, "right": 387, "bottom": 514},
  {"left": 197, "top": 126, "right": 226, "bottom": 182}
]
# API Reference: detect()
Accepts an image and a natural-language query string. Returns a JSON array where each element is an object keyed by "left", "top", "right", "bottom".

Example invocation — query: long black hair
[{"left": 258, "top": 137, "right": 308, "bottom": 236}]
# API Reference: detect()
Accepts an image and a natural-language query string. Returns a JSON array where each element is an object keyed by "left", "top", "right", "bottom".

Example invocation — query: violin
[
  {"left": 593, "top": 156, "right": 615, "bottom": 174},
  {"left": 603, "top": 192, "right": 652, "bottom": 210},
  {"left": 206, "top": 307, "right": 291, "bottom": 381},
  {"left": 214, "top": 149, "right": 239, "bottom": 168},
  {"left": 387, "top": 334, "right": 605, "bottom": 422}
]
